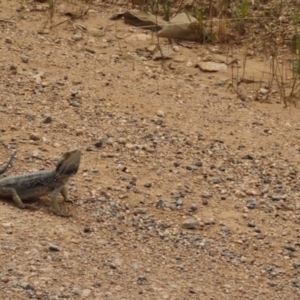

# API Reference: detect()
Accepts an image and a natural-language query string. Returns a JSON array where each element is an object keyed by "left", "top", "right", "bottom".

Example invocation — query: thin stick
[{"left": 0, "top": 150, "right": 16, "bottom": 175}]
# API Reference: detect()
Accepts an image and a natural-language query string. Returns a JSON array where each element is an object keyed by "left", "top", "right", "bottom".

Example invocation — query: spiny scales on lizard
[{"left": 0, "top": 148, "right": 81, "bottom": 217}]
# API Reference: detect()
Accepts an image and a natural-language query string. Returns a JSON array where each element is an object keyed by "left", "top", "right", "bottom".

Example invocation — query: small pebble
[
  {"left": 156, "top": 110, "right": 165, "bottom": 117},
  {"left": 21, "top": 54, "right": 29, "bottom": 63},
  {"left": 48, "top": 243, "right": 60, "bottom": 251},
  {"left": 84, "top": 226, "right": 91, "bottom": 233},
  {"left": 186, "top": 165, "right": 198, "bottom": 171},
  {"left": 182, "top": 219, "right": 199, "bottom": 229},
  {"left": 248, "top": 220, "right": 256, "bottom": 227},
  {"left": 43, "top": 116, "right": 52, "bottom": 124}
]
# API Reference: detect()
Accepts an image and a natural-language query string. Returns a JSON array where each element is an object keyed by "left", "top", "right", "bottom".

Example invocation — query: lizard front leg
[
  {"left": 60, "top": 185, "right": 73, "bottom": 203},
  {"left": 51, "top": 185, "right": 71, "bottom": 217},
  {"left": 0, "top": 187, "right": 35, "bottom": 210}
]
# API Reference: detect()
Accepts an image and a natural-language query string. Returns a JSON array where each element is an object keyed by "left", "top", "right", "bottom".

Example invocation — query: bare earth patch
[{"left": 1, "top": 1, "right": 300, "bottom": 299}]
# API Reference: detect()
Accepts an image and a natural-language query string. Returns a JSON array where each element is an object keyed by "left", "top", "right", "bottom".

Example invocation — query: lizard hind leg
[{"left": 0, "top": 187, "right": 35, "bottom": 210}]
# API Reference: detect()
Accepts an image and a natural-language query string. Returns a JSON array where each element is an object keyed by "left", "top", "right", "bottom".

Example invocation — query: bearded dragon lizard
[{"left": 0, "top": 148, "right": 81, "bottom": 217}]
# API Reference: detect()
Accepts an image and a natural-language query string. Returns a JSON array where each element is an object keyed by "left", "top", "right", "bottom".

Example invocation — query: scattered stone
[
  {"left": 259, "top": 88, "right": 268, "bottom": 95},
  {"left": 246, "top": 198, "right": 256, "bottom": 209},
  {"left": 202, "top": 198, "right": 208, "bottom": 205},
  {"left": 30, "top": 133, "right": 41, "bottom": 141},
  {"left": 284, "top": 244, "right": 296, "bottom": 252},
  {"left": 21, "top": 283, "right": 33, "bottom": 290},
  {"left": 5, "top": 37, "right": 12, "bottom": 44},
  {"left": 84, "top": 226, "right": 91, "bottom": 233},
  {"left": 137, "top": 275, "right": 147, "bottom": 285},
  {"left": 205, "top": 218, "right": 215, "bottom": 225},
  {"left": 117, "top": 137, "right": 127, "bottom": 144},
  {"left": 48, "top": 243, "right": 60, "bottom": 251},
  {"left": 188, "top": 204, "right": 198, "bottom": 212},
  {"left": 197, "top": 62, "right": 227, "bottom": 72},
  {"left": 82, "top": 289, "right": 92, "bottom": 298},
  {"left": 43, "top": 116, "right": 52, "bottom": 124},
  {"left": 248, "top": 220, "right": 256, "bottom": 227},
  {"left": 186, "top": 165, "right": 198, "bottom": 171},
  {"left": 242, "top": 154, "right": 254, "bottom": 160},
  {"left": 182, "top": 219, "right": 199, "bottom": 229},
  {"left": 73, "top": 32, "right": 83, "bottom": 41},
  {"left": 293, "top": 262, "right": 300, "bottom": 268},
  {"left": 194, "top": 160, "right": 203, "bottom": 167},
  {"left": 109, "top": 11, "right": 125, "bottom": 20},
  {"left": 144, "top": 182, "right": 152, "bottom": 188},
  {"left": 156, "top": 110, "right": 165, "bottom": 117},
  {"left": 270, "top": 195, "right": 282, "bottom": 201},
  {"left": 153, "top": 47, "right": 174, "bottom": 60},
  {"left": 220, "top": 225, "right": 228, "bottom": 234},
  {"left": 202, "top": 192, "right": 212, "bottom": 198},
  {"left": 158, "top": 12, "right": 199, "bottom": 41},
  {"left": 21, "top": 54, "right": 29, "bottom": 63},
  {"left": 133, "top": 208, "right": 147, "bottom": 215},
  {"left": 71, "top": 89, "right": 78, "bottom": 97},
  {"left": 156, "top": 199, "right": 165, "bottom": 208},
  {"left": 94, "top": 139, "right": 104, "bottom": 148},
  {"left": 87, "top": 28, "right": 105, "bottom": 37},
  {"left": 124, "top": 10, "right": 166, "bottom": 31},
  {"left": 32, "top": 150, "right": 40, "bottom": 158}
]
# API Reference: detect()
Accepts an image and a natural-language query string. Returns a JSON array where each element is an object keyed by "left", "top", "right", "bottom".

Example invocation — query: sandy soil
[{"left": 1, "top": 1, "right": 300, "bottom": 299}]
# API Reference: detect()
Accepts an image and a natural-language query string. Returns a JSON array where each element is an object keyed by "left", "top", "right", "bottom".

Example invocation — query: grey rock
[
  {"left": 48, "top": 243, "right": 60, "bottom": 251},
  {"left": 133, "top": 208, "right": 147, "bottom": 215},
  {"left": 30, "top": 133, "right": 41, "bottom": 141},
  {"left": 82, "top": 289, "right": 92, "bottom": 298},
  {"left": 246, "top": 198, "right": 256, "bottom": 209},
  {"left": 182, "top": 219, "right": 199, "bottom": 229},
  {"left": 71, "top": 89, "right": 78, "bottom": 97},
  {"left": 83, "top": 226, "right": 91, "bottom": 233},
  {"left": 156, "top": 110, "right": 165, "bottom": 117},
  {"left": 20, "top": 282, "right": 33, "bottom": 290},
  {"left": 188, "top": 204, "right": 198, "bottom": 212},
  {"left": 202, "top": 198, "right": 208, "bottom": 205},
  {"left": 170, "top": 203, "right": 178, "bottom": 210},
  {"left": 270, "top": 195, "right": 282, "bottom": 201},
  {"left": 248, "top": 220, "right": 256, "bottom": 227},
  {"left": 212, "top": 178, "right": 221, "bottom": 184},
  {"left": 220, "top": 225, "right": 228, "bottom": 234},
  {"left": 293, "top": 262, "right": 300, "bottom": 268},
  {"left": 43, "top": 116, "right": 52, "bottom": 124},
  {"left": 194, "top": 160, "right": 203, "bottom": 167},
  {"left": 137, "top": 275, "right": 147, "bottom": 285},
  {"left": 284, "top": 244, "right": 296, "bottom": 252},
  {"left": 186, "top": 165, "right": 198, "bottom": 171},
  {"left": 95, "top": 139, "right": 104, "bottom": 148},
  {"left": 117, "top": 137, "right": 127, "bottom": 144},
  {"left": 156, "top": 199, "right": 165, "bottom": 208},
  {"left": 21, "top": 54, "right": 29, "bottom": 63}
]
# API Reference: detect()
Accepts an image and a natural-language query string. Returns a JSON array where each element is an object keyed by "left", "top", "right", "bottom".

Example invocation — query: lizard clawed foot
[
  {"left": 50, "top": 205, "right": 72, "bottom": 217},
  {"left": 64, "top": 196, "right": 74, "bottom": 203}
]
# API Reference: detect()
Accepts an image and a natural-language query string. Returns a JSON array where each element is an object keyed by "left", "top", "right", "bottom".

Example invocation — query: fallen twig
[{"left": 0, "top": 150, "right": 16, "bottom": 175}]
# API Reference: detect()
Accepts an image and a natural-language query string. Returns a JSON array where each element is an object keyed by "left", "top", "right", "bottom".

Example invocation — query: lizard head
[{"left": 55, "top": 148, "right": 81, "bottom": 178}]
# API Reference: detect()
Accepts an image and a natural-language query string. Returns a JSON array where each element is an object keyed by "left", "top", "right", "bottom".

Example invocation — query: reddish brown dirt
[{"left": 1, "top": 1, "right": 300, "bottom": 300}]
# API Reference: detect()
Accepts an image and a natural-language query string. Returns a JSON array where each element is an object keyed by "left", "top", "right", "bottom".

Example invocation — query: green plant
[
  {"left": 232, "top": 0, "right": 248, "bottom": 35},
  {"left": 159, "top": 0, "right": 171, "bottom": 21},
  {"left": 48, "top": 0, "right": 55, "bottom": 27},
  {"left": 141, "top": 0, "right": 171, "bottom": 21},
  {"left": 189, "top": 6, "right": 206, "bottom": 43},
  {"left": 190, "top": 5, "right": 219, "bottom": 44}
]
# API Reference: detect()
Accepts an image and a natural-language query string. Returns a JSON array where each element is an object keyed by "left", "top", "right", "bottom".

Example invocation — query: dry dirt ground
[{"left": 1, "top": 1, "right": 300, "bottom": 300}]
